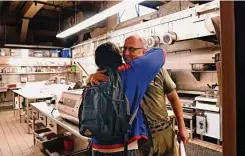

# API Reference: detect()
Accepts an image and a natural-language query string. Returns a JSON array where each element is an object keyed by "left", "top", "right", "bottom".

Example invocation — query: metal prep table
[
  {"left": 9, "top": 86, "right": 23, "bottom": 115},
  {"left": 30, "top": 102, "right": 91, "bottom": 156},
  {"left": 12, "top": 83, "right": 72, "bottom": 133},
  {"left": 30, "top": 102, "right": 175, "bottom": 155},
  {"left": 12, "top": 89, "right": 53, "bottom": 134}
]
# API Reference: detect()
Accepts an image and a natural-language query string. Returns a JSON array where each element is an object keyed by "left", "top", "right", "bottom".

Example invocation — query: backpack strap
[
  {"left": 124, "top": 96, "right": 140, "bottom": 156},
  {"left": 125, "top": 95, "right": 139, "bottom": 124},
  {"left": 129, "top": 106, "right": 139, "bottom": 125},
  {"left": 125, "top": 95, "right": 130, "bottom": 117}
]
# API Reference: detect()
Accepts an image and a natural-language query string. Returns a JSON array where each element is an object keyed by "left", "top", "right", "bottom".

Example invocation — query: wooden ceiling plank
[
  {"left": 24, "top": 2, "right": 45, "bottom": 18},
  {"left": 20, "top": 0, "right": 47, "bottom": 43},
  {"left": 20, "top": 19, "right": 29, "bottom": 43}
]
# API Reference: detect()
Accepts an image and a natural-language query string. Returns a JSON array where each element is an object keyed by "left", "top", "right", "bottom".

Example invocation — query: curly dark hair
[{"left": 95, "top": 42, "right": 123, "bottom": 70}]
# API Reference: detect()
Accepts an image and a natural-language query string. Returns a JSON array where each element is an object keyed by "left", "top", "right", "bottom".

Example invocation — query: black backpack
[{"left": 78, "top": 70, "right": 139, "bottom": 148}]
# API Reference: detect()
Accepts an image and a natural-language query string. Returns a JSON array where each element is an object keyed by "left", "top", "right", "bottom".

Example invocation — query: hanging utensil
[{"left": 162, "top": 32, "right": 177, "bottom": 45}]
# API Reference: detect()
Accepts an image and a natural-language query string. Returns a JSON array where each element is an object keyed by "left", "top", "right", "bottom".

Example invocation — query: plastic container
[
  {"left": 64, "top": 137, "right": 74, "bottom": 151},
  {"left": 35, "top": 134, "right": 64, "bottom": 151},
  {"left": 1, "top": 48, "right": 10, "bottom": 56},
  {"left": 34, "top": 51, "right": 43, "bottom": 57},
  {"left": 8, "top": 84, "right": 17, "bottom": 88},
  {"left": 71, "top": 65, "right": 76, "bottom": 72},
  {"left": 0, "top": 50, "right": 5, "bottom": 56},
  {"left": 43, "top": 51, "right": 51, "bottom": 57},
  {"left": 51, "top": 53, "right": 59, "bottom": 57},
  {"left": 59, "top": 48, "right": 71, "bottom": 58},
  {"left": 50, "top": 50, "right": 60, "bottom": 58}
]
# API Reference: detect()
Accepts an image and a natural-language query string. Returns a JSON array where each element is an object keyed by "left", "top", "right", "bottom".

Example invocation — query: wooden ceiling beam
[
  {"left": 23, "top": 1, "right": 44, "bottom": 18},
  {"left": 20, "top": 19, "right": 29, "bottom": 42},
  {"left": 20, "top": 0, "right": 46, "bottom": 43},
  {"left": 35, "top": 1, "right": 84, "bottom": 12}
]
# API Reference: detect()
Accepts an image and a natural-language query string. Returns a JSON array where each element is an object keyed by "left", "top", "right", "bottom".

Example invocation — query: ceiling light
[
  {"left": 56, "top": 0, "right": 144, "bottom": 38},
  {"left": 4, "top": 44, "right": 63, "bottom": 49}
]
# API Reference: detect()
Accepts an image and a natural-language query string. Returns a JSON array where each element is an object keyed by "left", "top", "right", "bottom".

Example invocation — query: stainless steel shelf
[
  {"left": 0, "top": 65, "right": 66, "bottom": 67},
  {"left": 0, "top": 56, "right": 71, "bottom": 59},
  {"left": 191, "top": 70, "right": 217, "bottom": 81},
  {"left": 0, "top": 72, "right": 66, "bottom": 75},
  {"left": 177, "top": 90, "right": 205, "bottom": 95},
  {"left": 191, "top": 71, "right": 217, "bottom": 73}
]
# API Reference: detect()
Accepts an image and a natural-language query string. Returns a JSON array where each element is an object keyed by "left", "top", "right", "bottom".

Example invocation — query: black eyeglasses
[{"left": 120, "top": 46, "right": 143, "bottom": 53}]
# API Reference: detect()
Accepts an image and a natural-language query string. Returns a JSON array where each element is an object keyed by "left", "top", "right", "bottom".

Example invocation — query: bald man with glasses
[
  {"left": 121, "top": 36, "right": 147, "bottom": 63},
  {"left": 89, "top": 35, "right": 189, "bottom": 156}
]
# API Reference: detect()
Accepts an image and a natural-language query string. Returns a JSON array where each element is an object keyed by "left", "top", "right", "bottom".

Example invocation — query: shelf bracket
[{"left": 191, "top": 72, "right": 200, "bottom": 81}]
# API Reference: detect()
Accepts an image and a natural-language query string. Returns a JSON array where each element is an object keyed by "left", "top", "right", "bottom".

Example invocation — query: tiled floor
[
  {"left": 0, "top": 109, "right": 44, "bottom": 156},
  {"left": 190, "top": 138, "right": 223, "bottom": 152}
]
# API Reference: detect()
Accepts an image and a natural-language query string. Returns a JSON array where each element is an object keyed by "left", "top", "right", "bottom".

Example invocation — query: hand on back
[{"left": 87, "top": 69, "right": 109, "bottom": 86}]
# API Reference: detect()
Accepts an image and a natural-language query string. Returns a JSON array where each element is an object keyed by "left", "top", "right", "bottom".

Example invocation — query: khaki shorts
[{"left": 137, "top": 127, "right": 179, "bottom": 156}]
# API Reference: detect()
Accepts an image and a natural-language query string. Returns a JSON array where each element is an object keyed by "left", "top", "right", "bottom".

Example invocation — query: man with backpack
[
  {"left": 89, "top": 35, "right": 189, "bottom": 156},
  {"left": 80, "top": 41, "right": 166, "bottom": 156}
]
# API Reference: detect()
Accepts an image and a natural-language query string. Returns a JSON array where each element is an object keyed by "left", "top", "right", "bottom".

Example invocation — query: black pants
[{"left": 92, "top": 150, "right": 137, "bottom": 156}]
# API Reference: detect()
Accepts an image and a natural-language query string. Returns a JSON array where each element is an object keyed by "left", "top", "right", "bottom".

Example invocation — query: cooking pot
[
  {"left": 146, "top": 35, "right": 161, "bottom": 47},
  {"left": 162, "top": 32, "right": 177, "bottom": 45}
]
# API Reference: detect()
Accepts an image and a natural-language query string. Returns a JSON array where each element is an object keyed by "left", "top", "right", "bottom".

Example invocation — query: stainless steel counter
[{"left": 30, "top": 102, "right": 90, "bottom": 144}]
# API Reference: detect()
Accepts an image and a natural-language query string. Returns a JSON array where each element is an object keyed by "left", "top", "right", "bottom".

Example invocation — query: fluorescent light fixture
[
  {"left": 4, "top": 44, "right": 63, "bottom": 49},
  {"left": 56, "top": 0, "right": 144, "bottom": 38}
]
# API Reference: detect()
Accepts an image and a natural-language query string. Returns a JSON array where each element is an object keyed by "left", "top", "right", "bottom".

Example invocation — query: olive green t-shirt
[{"left": 141, "top": 68, "right": 176, "bottom": 125}]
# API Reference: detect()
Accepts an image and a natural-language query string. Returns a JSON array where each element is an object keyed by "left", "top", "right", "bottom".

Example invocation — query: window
[
  {"left": 118, "top": 5, "right": 138, "bottom": 22},
  {"left": 138, "top": 5, "right": 157, "bottom": 16},
  {"left": 118, "top": 5, "right": 157, "bottom": 23}
]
